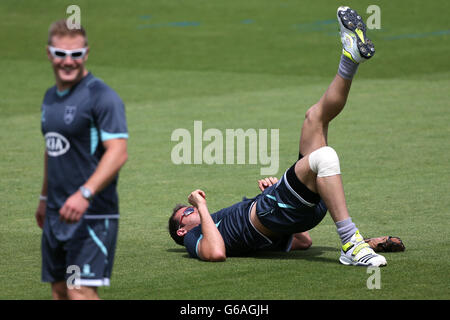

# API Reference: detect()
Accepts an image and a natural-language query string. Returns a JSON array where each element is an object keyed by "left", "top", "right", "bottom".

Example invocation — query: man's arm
[
  {"left": 59, "top": 138, "right": 128, "bottom": 223},
  {"left": 83, "top": 138, "right": 128, "bottom": 194},
  {"left": 35, "top": 151, "right": 48, "bottom": 229},
  {"left": 189, "top": 190, "right": 226, "bottom": 262}
]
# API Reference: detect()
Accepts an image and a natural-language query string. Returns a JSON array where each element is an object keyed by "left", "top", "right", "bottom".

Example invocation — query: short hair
[
  {"left": 47, "top": 19, "right": 88, "bottom": 46},
  {"left": 168, "top": 204, "right": 188, "bottom": 246}
]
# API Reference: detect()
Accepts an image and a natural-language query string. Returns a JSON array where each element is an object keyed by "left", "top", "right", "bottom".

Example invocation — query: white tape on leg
[{"left": 308, "top": 146, "right": 341, "bottom": 177}]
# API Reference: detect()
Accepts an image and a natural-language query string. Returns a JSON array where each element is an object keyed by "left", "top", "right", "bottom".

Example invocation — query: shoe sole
[
  {"left": 337, "top": 7, "right": 375, "bottom": 60},
  {"left": 340, "top": 255, "right": 387, "bottom": 267}
]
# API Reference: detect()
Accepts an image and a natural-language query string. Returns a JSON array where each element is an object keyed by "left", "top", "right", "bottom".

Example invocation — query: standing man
[{"left": 35, "top": 20, "right": 128, "bottom": 299}]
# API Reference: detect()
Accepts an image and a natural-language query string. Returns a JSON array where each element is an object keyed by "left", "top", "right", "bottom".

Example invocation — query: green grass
[{"left": 0, "top": 0, "right": 449, "bottom": 300}]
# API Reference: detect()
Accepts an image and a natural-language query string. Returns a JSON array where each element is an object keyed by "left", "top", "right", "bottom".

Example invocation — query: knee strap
[{"left": 308, "top": 146, "right": 341, "bottom": 177}]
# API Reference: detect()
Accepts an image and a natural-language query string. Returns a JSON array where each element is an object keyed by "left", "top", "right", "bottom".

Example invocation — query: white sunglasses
[{"left": 48, "top": 46, "right": 88, "bottom": 60}]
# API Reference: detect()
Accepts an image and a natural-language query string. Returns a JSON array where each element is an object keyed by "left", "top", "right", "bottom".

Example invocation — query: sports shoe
[
  {"left": 337, "top": 6, "right": 375, "bottom": 63},
  {"left": 340, "top": 230, "right": 387, "bottom": 266}
]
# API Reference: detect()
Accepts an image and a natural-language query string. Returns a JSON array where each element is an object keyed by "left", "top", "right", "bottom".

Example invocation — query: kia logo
[{"left": 45, "top": 132, "right": 70, "bottom": 157}]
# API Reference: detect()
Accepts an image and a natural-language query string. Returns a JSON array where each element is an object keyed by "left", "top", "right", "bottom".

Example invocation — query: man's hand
[
  {"left": 258, "top": 177, "right": 278, "bottom": 192},
  {"left": 35, "top": 200, "right": 47, "bottom": 229},
  {"left": 188, "top": 189, "right": 226, "bottom": 262},
  {"left": 59, "top": 191, "right": 90, "bottom": 223},
  {"left": 188, "top": 189, "right": 206, "bottom": 208}
]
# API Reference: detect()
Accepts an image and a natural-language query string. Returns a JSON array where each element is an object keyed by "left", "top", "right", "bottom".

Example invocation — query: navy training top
[{"left": 41, "top": 72, "right": 128, "bottom": 218}]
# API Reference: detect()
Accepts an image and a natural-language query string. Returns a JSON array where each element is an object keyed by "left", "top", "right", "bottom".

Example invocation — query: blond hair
[{"left": 47, "top": 19, "right": 88, "bottom": 46}]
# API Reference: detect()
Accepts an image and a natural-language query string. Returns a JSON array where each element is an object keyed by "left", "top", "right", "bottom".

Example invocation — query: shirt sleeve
[
  {"left": 92, "top": 87, "right": 128, "bottom": 142},
  {"left": 184, "top": 226, "right": 203, "bottom": 259}
]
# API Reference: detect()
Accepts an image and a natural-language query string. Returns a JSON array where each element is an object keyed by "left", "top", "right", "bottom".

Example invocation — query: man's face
[
  {"left": 175, "top": 206, "right": 201, "bottom": 235},
  {"left": 47, "top": 34, "right": 88, "bottom": 87}
]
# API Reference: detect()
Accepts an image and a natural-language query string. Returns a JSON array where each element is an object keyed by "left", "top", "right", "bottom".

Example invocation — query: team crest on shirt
[{"left": 64, "top": 105, "right": 77, "bottom": 125}]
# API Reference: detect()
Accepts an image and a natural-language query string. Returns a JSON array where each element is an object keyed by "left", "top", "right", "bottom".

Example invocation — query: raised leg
[
  {"left": 289, "top": 6, "right": 387, "bottom": 267},
  {"left": 299, "top": 74, "right": 352, "bottom": 157}
]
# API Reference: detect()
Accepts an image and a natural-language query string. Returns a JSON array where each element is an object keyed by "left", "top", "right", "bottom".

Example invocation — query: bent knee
[
  {"left": 308, "top": 146, "right": 341, "bottom": 177},
  {"left": 304, "top": 104, "right": 323, "bottom": 124}
]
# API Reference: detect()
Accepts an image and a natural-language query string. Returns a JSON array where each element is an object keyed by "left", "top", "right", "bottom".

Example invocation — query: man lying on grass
[{"left": 168, "top": 6, "right": 404, "bottom": 265}]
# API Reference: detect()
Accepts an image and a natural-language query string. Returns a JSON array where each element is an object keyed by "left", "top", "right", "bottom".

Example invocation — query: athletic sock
[
  {"left": 335, "top": 217, "right": 358, "bottom": 244},
  {"left": 337, "top": 54, "right": 359, "bottom": 80}
]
